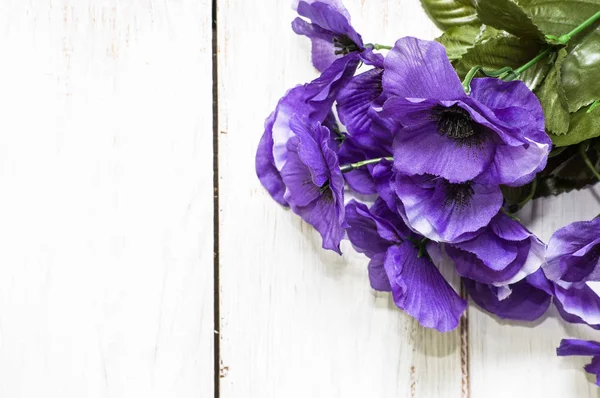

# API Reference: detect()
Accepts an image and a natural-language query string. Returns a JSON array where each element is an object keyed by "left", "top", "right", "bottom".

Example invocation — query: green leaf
[
  {"left": 501, "top": 184, "right": 533, "bottom": 207},
  {"left": 550, "top": 106, "right": 600, "bottom": 147},
  {"left": 531, "top": 141, "right": 600, "bottom": 198},
  {"left": 560, "top": 29, "right": 600, "bottom": 112},
  {"left": 488, "top": 1, "right": 600, "bottom": 111},
  {"left": 474, "top": 0, "right": 600, "bottom": 112},
  {"left": 535, "top": 176, "right": 598, "bottom": 197},
  {"left": 518, "top": 0, "right": 600, "bottom": 36},
  {"left": 436, "top": 25, "right": 482, "bottom": 61},
  {"left": 536, "top": 49, "right": 569, "bottom": 134},
  {"left": 454, "top": 34, "right": 543, "bottom": 80},
  {"left": 419, "top": 0, "right": 479, "bottom": 31},
  {"left": 519, "top": 52, "right": 553, "bottom": 90},
  {"left": 476, "top": 26, "right": 501, "bottom": 44},
  {"left": 473, "top": 0, "right": 544, "bottom": 40}
]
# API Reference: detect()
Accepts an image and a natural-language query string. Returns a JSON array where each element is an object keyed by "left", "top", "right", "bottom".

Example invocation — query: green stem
[
  {"left": 462, "top": 66, "right": 483, "bottom": 94},
  {"left": 547, "top": 10, "right": 600, "bottom": 44},
  {"left": 588, "top": 100, "right": 600, "bottom": 114},
  {"left": 339, "top": 157, "right": 393, "bottom": 173},
  {"left": 371, "top": 43, "right": 393, "bottom": 50},
  {"left": 510, "top": 178, "right": 538, "bottom": 213},
  {"left": 513, "top": 46, "right": 553, "bottom": 76},
  {"left": 462, "top": 66, "right": 519, "bottom": 93},
  {"left": 579, "top": 142, "right": 600, "bottom": 181}
]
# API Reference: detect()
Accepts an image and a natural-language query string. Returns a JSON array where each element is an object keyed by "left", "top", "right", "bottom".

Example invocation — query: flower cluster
[{"left": 256, "top": 0, "right": 600, "bottom": 386}]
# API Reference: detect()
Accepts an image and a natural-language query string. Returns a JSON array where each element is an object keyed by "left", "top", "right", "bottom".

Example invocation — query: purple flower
[
  {"left": 392, "top": 173, "right": 503, "bottom": 243},
  {"left": 381, "top": 37, "right": 550, "bottom": 186},
  {"left": 557, "top": 339, "right": 600, "bottom": 386},
  {"left": 335, "top": 66, "right": 398, "bottom": 195},
  {"left": 292, "top": 0, "right": 366, "bottom": 72},
  {"left": 280, "top": 115, "right": 346, "bottom": 253},
  {"left": 461, "top": 269, "right": 552, "bottom": 321},
  {"left": 256, "top": 54, "right": 358, "bottom": 206},
  {"left": 543, "top": 217, "right": 600, "bottom": 327},
  {"left": 446, "top": 212, "right": 545, "bottom": 288},
  {"left": 345, "top": 199, "right": 466, "bottom": 332}
]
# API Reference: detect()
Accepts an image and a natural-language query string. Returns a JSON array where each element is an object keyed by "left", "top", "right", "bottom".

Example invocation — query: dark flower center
[
  {"left": 442, "top": 180, "right": 474, "bottom": 209},
  {"left": 333, "top": 35, "right": 360, "bottom": 55},
  {"left": 431, "top": 104, "right": 485, "bottom": 147},
  {"left": 319, "top": 181, "right": 334, "bottom": 202}
]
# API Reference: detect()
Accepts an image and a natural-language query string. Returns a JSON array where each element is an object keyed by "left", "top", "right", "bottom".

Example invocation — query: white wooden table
[{"left": 0, "top": 1, "right": 598, "bottom": 397}]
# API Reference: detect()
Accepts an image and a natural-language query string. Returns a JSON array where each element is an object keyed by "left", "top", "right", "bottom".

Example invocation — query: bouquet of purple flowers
[{"left": 256, "top": 0, "right": 600, "bottom": 386}]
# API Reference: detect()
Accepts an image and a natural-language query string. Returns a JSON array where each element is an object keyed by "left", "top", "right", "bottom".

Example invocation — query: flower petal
[
  {"left": 544, "top": 218, "right": 600, "bottom": 282},
  {"left": 345, "top": 200, "right": 395, "bottom": 257},
  {"left": 368, "top": 252, "right": 392, "bottom": 292},
  {"left": 293, "top": 0, "right": 351, "bottom": 22},
  {"left": 393, "top": 174, "right": 503, "bottom": 243},
  {"left": 291, "top": 18, "right": 340, "bottom": 73},
  {"left": 554, "top": 283, "right": 600, "bottom": 326},
  {"left": 557, "top": 339, "right": 600, "bottom": 357},
  {"left": 289, "top": 117, "right": 330, "bottom": 187},
  {"left": 392, "top": 121, "right": 496, "bottom": 183},
  {"left": 384, "top": 244, "right": 466, "bottom": 332},
  {"left": 293, "top": 1, "right": 363, "bottom": 72},
  {"left": 470, "top": 77, "right": 544, "bottom": 118},
  {"left": 464, "top": 277, "right": 551, "bottom": 321},
  {"left": 383, "top": 37, "right": 465, "bottom": 101},
  {"left": 452, "top": 229, "right": 519, "bottom": 271},
  {"left": 337, "top": 68, "right": 384, "bottom": 137},
  {"left": 308, "top": 193, "right": 346, "bottom": 253},
  {"left": 490, "top": 212, "right": 531, "bottom": 241},
  {"left": 256, "top": 110, "right": 288, "bottom": 206}
]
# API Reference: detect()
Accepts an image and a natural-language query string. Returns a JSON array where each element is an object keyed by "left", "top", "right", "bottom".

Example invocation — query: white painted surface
[
  {"left": 218, "top": 0, "right": 600, "bottom": 397},
  {"left": 468, "top": 191, "right": 600, "bottom": 398},
  {"left": 0, "top": 1, "right": 214, "bottom": 397},
  {"left": 218, "top": 1, "right": 463, "bottom": 397},
  {"left": 0, "top": 0, "right": 597, "bottom": 397}
]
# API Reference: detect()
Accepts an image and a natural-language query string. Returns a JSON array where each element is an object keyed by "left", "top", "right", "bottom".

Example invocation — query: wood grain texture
[
  {"left": 217, "top": 1, "right": 466, "bottom": 397},
  {"left": 0, "top": 1, "right": 214, "bottom": 397},
  {"left": 469, "top": 189, "right": 600, "bottom": 398}
]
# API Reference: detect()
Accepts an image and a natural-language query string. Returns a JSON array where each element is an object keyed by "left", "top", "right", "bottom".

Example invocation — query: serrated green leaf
[
  {"left": 531, "top": 141, "right": 600, "bottom": 198},
  {"left": 535, "top": 177, "right": 598, "bottom": 197},
  {"left": 476, "top": 26, "right": 501, "bottom": 44},
  {"left": 473, "top": 0, "right": 544, "bottom": 40},
  {"left": 454, "top": 34, "right": 543, "bottom": 79},
  {"left": 560, "top": 29, "right": 600, "bottom": 112},
  {"left": 436, "top": 25, "right": 482, "bottom": 61},
  {"left": 419, "top": 0, "right": 479, "bottom": 31},
  {"left": 518, "top": 0, "right": 600, "bottom": 36},
  {"left": 550, "top": 151, "right": 596, "bottom": 180},
  {"left": 475, "top": 0, "right": 600, "bottom": 112},
  {"left": 536, "top": 49, "right": 569, "bottom": 134},
  {"left": 550, "top": 107, "right": 600, "bottom": 147}
]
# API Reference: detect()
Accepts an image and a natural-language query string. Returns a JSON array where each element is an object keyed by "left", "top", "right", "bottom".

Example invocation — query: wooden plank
[
  {"left": 469, "top": 189, "right": 600, "bottom": 398},
  {"left": 217, "top": 1, "right": 466, "bottom": 396},
  {"left": 0, "top": 1, "right": 214, "bottom": 397}
]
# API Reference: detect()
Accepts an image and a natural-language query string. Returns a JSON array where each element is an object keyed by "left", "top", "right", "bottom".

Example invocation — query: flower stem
[
  {"left": 579, "top": 142, "right": 600, "bottom": 182},
  {"left": 513, "top": 46, "right": 553, "bottom": 76},
  {"left": 339, "top": 157, "right": 393, "bottom": 173},
  {"left": 461, "top": 65, "right": 518, "bottom": 94},
  {"left": 370, "top": 43, "right": 393, "bottom": 50},
  {"left": 511, "top": 178, "right": 538, "bottom": 213},
  {"left": 546, "top": 10, "right": 600, "bottom": 45}
]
